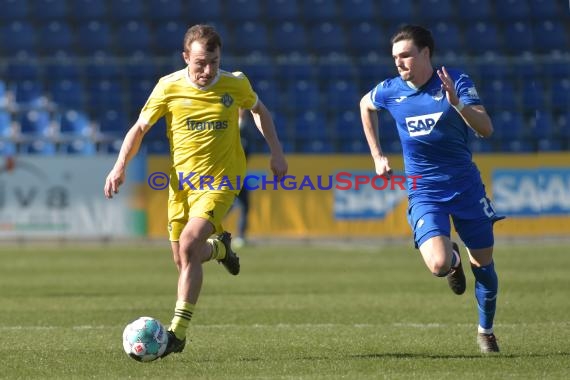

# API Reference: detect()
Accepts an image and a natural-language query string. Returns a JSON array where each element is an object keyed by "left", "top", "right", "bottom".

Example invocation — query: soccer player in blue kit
[{"left": 359, "top": 25, "right": 504, "bottom": 353}]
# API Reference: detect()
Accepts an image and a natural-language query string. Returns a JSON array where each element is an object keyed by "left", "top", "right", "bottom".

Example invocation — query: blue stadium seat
[
  {"left": 529, "top": 0, "right": 560, "bottom": 19},
  {"left": 495, "top": 0, "right": 530, "bottom": 21},
  {"left": 239, "top": 61, "right": 276, "bottom": 83},
  {"left": 493, "top": 111, "right": 526, "bottom": 140},
  {"left": 85, "top": 55, "right": 122, "bottom": 81},
  {"left": 189, "top": 0, "right": 222, "bottom": 22},
  {"left": 128, "top": 79, "right": 154, "bottom": 112},
  {"left": 24, "top": 139, "right": 57, "bottom": 155},
  {"left": 124, "top": 54, "right": 158, "bottom": 81},
  {"left": 286, "top": 80, "right": 320, "bottom": 112},
  {"left": 0, "top": 111, "right": 14, "bottom": 139},
  {"left": 253, "top": 79, "right": 281, "bottom": 110},
  {"left": 479, "top": 79, "right": 517, "bottom": 113},
  {"left": 77, "top": 21, "right": 112, "bottom": 55},
  {"left": 44, "top": 58, "right": 82, "bottom": 83},
  {"left": 265, "top": 0, "right": 300, "bottom": 22},
  {"left": 557, "top": 112, "right": 570, "bottom": 138},
  {"left": 5, "top": 58, "right": 41, "bottom": 82},
  {"left": 18, "top": 110, "right": 53, "bottom": 143},
  {"left": 319, "top": 60, "right": 355, "bottom": 81},
  {"left": 348, "top": 22, "right": 388, "bottom": 56},
  {"left": 114, "top": 21, "right": 152, "bottom": 56},
  {"left": 153, "top": 21, "right": 186, "bottom": 55},
  {"left": 271, "top": 22, "right": 308, "bottom": 55},
  {"left": 456, "top": 0, "right": 493, "bottom": 22},
  {"left": 521, "top": 81, "right": 545, "bottom": 110},
  {"left": 65, "top": 138, "right": 97, "bottom": 155},
  {"left": 71, "top": 0, "right": 106, "bottom": 21},
  {"left": 533, "top": 20, "right": 568, "bottom": 54},
  {"left": 542, "top": 60, "right": 570, "bottom": 81},
  {"left": 0, "top": 0, "right": 29, "bottom": 21},
  {"left": 325, "top": 80, "right": 360, "bottom": 110},
  {"left": 0, "top": 21, "right": 36, "bottom": 55},
  {"left": 532, "top": 110, "right": 555, "bottom": 140},
  {"left": 231, "top": 22, "right": 270, "bottom": 54},
  {"left": 301, "top": 0, "right": 339, "bottom": 22},
  {"left": 50, "top": 80, "right": 85, "bottom": 110},
  {"left": 309, "top": 22, "right": 347, "bottom": 55},
  {"left": 464, "top": 22, "right": 502, "bottom": 55},
  {"left": 377, "top": 0, "right": 415, "bottom": 23},
  {"left": 332, "top": 110, "right": 362, "bottom": 139},
  {"left": 294, "top": 111, "right": 332, "bottom": 151},
  {"left": 469, "top": 138, "right": 494, "bottom": 153},
  {"left": 58, "top": 110, "right": 91, "bottom": 136},
  {"left": 551, "top": 79, "right": 570, "bottom": 112},
  {"left": 30, "top": 0, "right": 68, "bottom": 21},
  {"left": 98, "top": 109, "right": 129, "bottom": 135},
  {"left": 340, "top": 0, "right": 375, "bottom": 22},
  {"left": 417, "top": 0, "right": 454, "bottom": 22},
  {"left": 147, "top": 0, "right": 183, "bottom": 22},
  {"left": 107, "top": 0, "right": 145, "bottom": 23},
  {"left": 503, "top": 22, "right": 535, "bottom": 54},
  {"left": 37, "top": 21, "right": 74, "bottom": 56},
  {"left": 88, "top": 80, "right": 123, "bottom": 113},
  {"left": 279, "top": 60, "right": 315, "bottom": 82},
  {"left": 224, "top": 0, "right": 261, "bottom": 23},
  {"left": 0, "top": 141, "right": 17, "bottom": 155},
  {"left": 13, "top": 81, "right": 44, "bottom": 106},
  {"left": 432, "top": 22, "right": 462, "bottom": 54}
]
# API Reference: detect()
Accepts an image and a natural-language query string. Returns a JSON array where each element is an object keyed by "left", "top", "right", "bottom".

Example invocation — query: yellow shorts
[{"left": 167, "top": 190, "right": 237, "bottom": 242}]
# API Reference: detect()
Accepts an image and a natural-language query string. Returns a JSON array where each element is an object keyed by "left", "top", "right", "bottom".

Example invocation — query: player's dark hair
[
  {"left": 183, "top": 24, "right": 222, "bottom": 52},
  {"left": 391, "top": 25, "right": 435, "bottom": 58}
]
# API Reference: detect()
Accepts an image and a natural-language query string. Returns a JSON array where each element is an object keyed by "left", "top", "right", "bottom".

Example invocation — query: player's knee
[
  {"left": 178, "top": 238, "right": 202, "bottom": 264},
  {"left": 430, "top": 259, "right": 452, "bottom": 277}
]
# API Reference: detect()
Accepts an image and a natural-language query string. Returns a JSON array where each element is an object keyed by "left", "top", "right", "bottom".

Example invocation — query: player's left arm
[
  {"left": 437, "top": 66, "right": 494, "bottom": 138},
  {"left": 249, "top": 100, "right": 288, "bottom": 179}
]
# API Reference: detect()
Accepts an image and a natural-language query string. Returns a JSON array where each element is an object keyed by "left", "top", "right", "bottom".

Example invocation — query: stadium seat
[
  {"left": 550, "top": 79, "right": 570, "bottom": 112},
  {"left": 0, "top": 21, "right": 36, "bottom": 55},
  {"left": 432, "top": 22, "right": 462, "bottom": 55},
  {"left": 271, "top": 22, "right": 308, "bottom": 55},
  {"left": 231, "top": 22, "right": 270, "bottom": 55},
  {"left": 88, "top": 80, "right": 123, "bottom": 113},
  {"left": 531, "top": 110, "right": 555, "bottom": 140},
  {"left": 5, "top": 58, "right": 41, "bottom": 82},
  {"left": 30, "top": 0, "right": 68, "bottom": 21},
  {"left": 325, "top": 80, "right": 360, "bottom": 111},
  {"left": 376, "top": 0, "right": 415, "bottom": 23},
  {"left": 495, "top": 0, "right": 530, "bottom": 21},
  {"left": 0, "top": 111, "right": 14, "bottom": 138},
  {"left": 464, "top": 22, "right": 502, "bottom": 55},
  {"left": 114, "top": 21, "right": 152, "bottom": 56},
  {"left": 456, "top": 0, "right": 493, "bottom": 22},
  {"left": 533, "top": 20, "right": 568, "bottom": 54},
  {"left": 332, "top": 110, "right": 361, "bottom": 139},
  {"left": 128, "top": 79, "right": 154, "bottom": 114},
  {"left": 239, "top": 60, "right": 276, "bottom": 84},
  {"left": 37, "top": 21, "right": 74, "bottom": 56},
  {"left": 153, "top": 21, "right": 186, "bottom": 56},
  {"left": 0, "top": 140, "right": 17, "bottom": 155},
  {"left": 224, "top": 0, "right": 261, "bottom": 23},
  {"left": 18, "top": 110, "right": 52, "bottom": 138},
  {"left": 188, "top": 0, "right": 222, "bottom": 23},
  {"left": 50, "top": 80, "right": 85, "bottom": 110},
  {"left": 58, "top": 110, "right": 91, "bottom": 136},
  {"left": 44, "top": 58, "right": 82, "bottom": 84},
  {"left": 319, "top": 59, "right": 356, "bottom": 81},
  {"left": 417, "top": 0, "right": 455, "bottom": 22},
  {"left": 147, "top": 0, "right": 183, "bottom": 22},
  {"left": 294, "top": 111, "right": 328, "bottom": 139},
  {"left": 70, "top": 0, "right": 106, "bottom": 21},
  {"left": 347, "top": 22, "right": 388, "bottom": 56},
  {"left": 107, "top": 0, "right": 145, "bottom": 23},
  {"left": 503, "top": 22, "right": 535, "bottom": 55},
  {"left": 264, "top": 0, "right": 300, "bottom": 22},
  {"left": 493, "top": 111, "right": 526, "bottom": 140},
  {"left": 85, "top": 55, "right": 123, "bottom": 81},
  {"left": 301, "top": 0, "right": 339, "bottom": 22},
  {"left": 77, "top": 21, "right": 112, "bottom": 55},
  {"left": 479, "top": 80, "right": 518, "bottom": 113},
  {"left": 279, "top": 60, "right": 315, "bottom": 82},
  {"left": 521, "top": 81, "right": 545, "bottom": 110},
  {"left": 469, "top": 138, "right": 494, "bottom": 153},
  {"left": 13, "top": 80, "right": 44, "bottom": 106},
  {"left": 24, "top": 139, "right": 57, "bottom": 155},
  {"left": 529, "top": 0, "right": 560, "bottom": 20},
  {"left": 98, "top": 109, "right": 129, "bottom": 135},
  {"left": 252, "top": 79, "right": 281, "bottom": 110},
  {"left": 124, "top": 54, "right": 158, "bottom": 81},
  {"left": 286, "top": 80, "right": 321, "bottom": 113},
  {"left": 340, "top": 0, "right": 376, "bottom": 22},
  {"left": 309, "top": 22, "right": 347, "bottom": 55},
  {"left": 0, "top": 0, "right": 29, "bottom": 21},
  {"left": 65, "top": 138, "right": 97, "bottom": 155}
]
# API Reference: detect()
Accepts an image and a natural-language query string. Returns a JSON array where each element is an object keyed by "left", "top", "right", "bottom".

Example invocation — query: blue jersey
[{"left": 370, "top": 68, "right": 483, "bottom": 201}]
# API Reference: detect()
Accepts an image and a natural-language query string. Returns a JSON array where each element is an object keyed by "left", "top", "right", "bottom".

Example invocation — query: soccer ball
[{"left": 122, "top": 316, "right": 168, "bottom": 362}]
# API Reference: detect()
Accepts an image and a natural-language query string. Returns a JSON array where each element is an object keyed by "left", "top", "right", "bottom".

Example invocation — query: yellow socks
[
  {"left": 208, "top": 237, "right": 226, "bottom": 261},
  {"left": 169, "top": 300, "right": 195, "bottom": 340}
]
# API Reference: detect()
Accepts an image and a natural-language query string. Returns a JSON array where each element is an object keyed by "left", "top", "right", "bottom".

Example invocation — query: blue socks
[{"left": 471, "top": 261, "right": 498, "bottom": 332}]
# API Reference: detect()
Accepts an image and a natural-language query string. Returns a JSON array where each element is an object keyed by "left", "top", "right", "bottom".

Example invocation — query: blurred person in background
[
  {"left": 359, "top": 24, "right": 504, "bottom": 353},
  {"left": 104, "top": 24, "right": 287, "bottom": 358}
]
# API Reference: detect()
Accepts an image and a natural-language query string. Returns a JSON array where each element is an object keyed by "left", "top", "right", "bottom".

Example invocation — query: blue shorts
[{"left": 407, "top": 182, "right": 505, "bottom": 249}]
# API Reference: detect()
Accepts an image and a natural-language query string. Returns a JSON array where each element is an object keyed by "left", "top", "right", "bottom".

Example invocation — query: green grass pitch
[{"left": 1, "top": 241, "right": 568, "bottom": 379}]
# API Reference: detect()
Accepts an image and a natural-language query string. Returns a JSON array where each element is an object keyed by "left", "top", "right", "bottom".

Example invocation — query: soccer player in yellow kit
[{"left": 104, "top": 24, "right": 288, "bottom": 358}]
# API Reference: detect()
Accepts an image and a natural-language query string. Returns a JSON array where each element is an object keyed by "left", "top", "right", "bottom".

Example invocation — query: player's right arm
[
  {"left": 104, "top": 119, "right": 149, "bottom": 199},
  {"left": 359, "top": 93, "right": 392, "bottom": 177}
]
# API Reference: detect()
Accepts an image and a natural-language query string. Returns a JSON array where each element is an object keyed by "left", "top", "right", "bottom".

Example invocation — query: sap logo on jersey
[{"left": 406, "top": 112, "right": 443, "bottom": 137}]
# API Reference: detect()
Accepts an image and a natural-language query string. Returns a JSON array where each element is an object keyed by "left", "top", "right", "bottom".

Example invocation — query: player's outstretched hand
[
  {"left": 270, "top": 152, "right": 288, "bottom": 181},
  {"left": 374, "top": 155, "right": 392, "bottom": 178},
  {"left": 104, "top": 167, "right": 125, "bottom": 199},
  {"left": 437, "top": 66, "right": 460, "bottom": 107}
]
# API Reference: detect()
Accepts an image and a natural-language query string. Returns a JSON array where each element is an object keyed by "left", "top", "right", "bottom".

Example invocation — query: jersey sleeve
[
  {"left": 454, "top": 72, "right": 482, "bottom": 106},
  {"left": 138, "top": 80, "right": 168, "bottom": 126},
  {"left": 234, "top": 71, "right": 258, "bottom": 110},
  {"left": 369, "top": 80, "right": 388, "bottom": 110}
]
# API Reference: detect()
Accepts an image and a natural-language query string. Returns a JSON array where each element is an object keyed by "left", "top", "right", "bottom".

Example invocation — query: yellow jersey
[{"left": 139, "top": 68, "right": 258, "bottom": 194}]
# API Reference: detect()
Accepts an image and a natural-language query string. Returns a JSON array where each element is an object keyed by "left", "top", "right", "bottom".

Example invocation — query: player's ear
[{"left": 182, "top": 51, "right": 190, "bottom": 65}]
